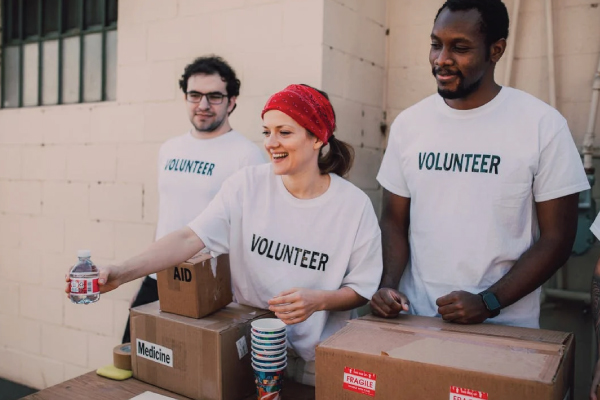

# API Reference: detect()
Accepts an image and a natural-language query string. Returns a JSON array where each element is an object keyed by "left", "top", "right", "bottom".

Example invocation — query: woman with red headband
[{"left": 65, "top": 84, "right": 382, "bottom": 386}]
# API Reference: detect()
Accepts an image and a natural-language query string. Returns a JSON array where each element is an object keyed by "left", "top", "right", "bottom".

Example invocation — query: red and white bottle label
[
  {"left": 450, "top": 386, "right": 488, "bottom": 400},
  {"left": 343, "top": 367, "right": 376, "bottom": 397},
  {"left": 70, "top": 278, "right": 99, "bottom": 295}
]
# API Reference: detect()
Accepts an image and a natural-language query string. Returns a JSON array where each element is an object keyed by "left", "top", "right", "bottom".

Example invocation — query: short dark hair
[
  {"left": 178, "top": 55, "right": 241, "bottom": 97},
  {"left": 435, "top": 0, "right": 509, "bottom": 47}
]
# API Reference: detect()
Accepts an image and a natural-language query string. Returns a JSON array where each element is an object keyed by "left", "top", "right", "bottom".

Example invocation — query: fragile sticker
[
  {"left": 450, "top": 386, "right": 488, "bottom": 400},
  {"left": 343, "top": 367, "right": 376, "bottom": 397}
]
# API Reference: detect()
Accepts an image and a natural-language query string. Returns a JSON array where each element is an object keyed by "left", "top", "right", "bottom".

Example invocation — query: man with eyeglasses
[{"left": 122, "top": 55, "right": 266, "bottom": 343}]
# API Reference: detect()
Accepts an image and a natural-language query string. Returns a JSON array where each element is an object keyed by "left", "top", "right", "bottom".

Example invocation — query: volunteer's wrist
[{"left": 316, "top": 290, "right": 329, "bottom": 312}]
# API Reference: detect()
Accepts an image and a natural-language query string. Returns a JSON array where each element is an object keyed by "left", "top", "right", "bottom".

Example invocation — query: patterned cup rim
[
  {"left": 252, "top": 353, "right": 287, "bottom": 362},
  {"left": 252, "top": 362, "right": 287, "bottom": 372},
  {"left": 251, "top": 338, "right": 287, "bottom": 347},
  {"left": 252, "top": 350, "right": 287, "bottom": 359},
  {"left": 251, "top": 331, "right": 286, "bottom": 340},
  {"left": 251, "top": 318, "right": 286, "bottom": 332}
]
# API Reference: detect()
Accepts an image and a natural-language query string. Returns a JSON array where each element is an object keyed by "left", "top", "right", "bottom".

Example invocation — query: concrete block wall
[
  {"left": 1, "top": 0, "right": 599, "bottom": 390},
  {"left": 0, "top": 0, "right": 326, "bottom": 389},
  {"left": 322, "top": 0, "right": 387, "bottom": 215},
  {"left": 386, "top": 0, "right": 600, "bottom": 150}
]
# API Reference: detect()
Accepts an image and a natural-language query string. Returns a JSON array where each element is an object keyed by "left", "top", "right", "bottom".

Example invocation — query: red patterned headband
[{"left": 261, "top": 84, "right": 336, "bottom": 145}]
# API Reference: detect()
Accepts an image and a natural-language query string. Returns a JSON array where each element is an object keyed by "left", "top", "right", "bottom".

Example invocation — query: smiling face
[
  {"left": 262, "top": 110, "right": 323, "bottom": 177},
  {"left": 185, "top": 73, "right": 236, "bottom": 135},
  {"left": 429, "top": 8, "right": 491, "bottom": 100}
]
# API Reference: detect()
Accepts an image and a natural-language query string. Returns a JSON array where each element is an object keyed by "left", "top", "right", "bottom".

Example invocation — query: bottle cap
[{"left": 77, "top": 249, "right": 91, "bottom": 258}]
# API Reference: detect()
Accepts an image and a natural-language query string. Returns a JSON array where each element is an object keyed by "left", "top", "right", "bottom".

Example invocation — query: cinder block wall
[
  {"left": 386, "top": 0, "right": 600, "bottom": 148},
  {"left": 0, "top": 0, "right": 327, "bottom": 389},
  {"left": 1, "top": 0, "right": 600, "bottom": 390},
  {"left": 322, "top": 0, "right": 387, "bottom": 215}
]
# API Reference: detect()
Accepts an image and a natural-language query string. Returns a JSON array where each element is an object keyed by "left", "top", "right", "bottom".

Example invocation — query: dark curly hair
[
  {"left": 178, "top": 55, "right": 241, "bottom": 98},
  {"left": 435, "top": 0, "right": 509, "bottom": 49}
]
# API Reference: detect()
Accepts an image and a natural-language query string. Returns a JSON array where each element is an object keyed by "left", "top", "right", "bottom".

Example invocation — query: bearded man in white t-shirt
[
  {"left": 370, "top": 0, "right": 589, "bottom": 329},
  {"left": 122, "top": 56, "right": 265, "bottom": 343}
]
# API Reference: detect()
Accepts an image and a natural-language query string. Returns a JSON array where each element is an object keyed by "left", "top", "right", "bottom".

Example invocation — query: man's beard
[
  {"left": 191, "top": 112, "right": 226, "bottom": 133},
  {"left": 433, "top": 68, "right": 483, "bottom": 100}
]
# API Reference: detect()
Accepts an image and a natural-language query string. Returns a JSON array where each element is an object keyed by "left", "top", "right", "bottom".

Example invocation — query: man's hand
[
  {"left": 65, "top": 264, "right": 122, "bottom": 298},
  {"left": 436, "top": 291, "right": 491, "bottom": 324},
  {"left": 370, "top": 288, "right": 410, "bottom": 318},
  {"left": 268, "top": 288, "right": 324, "bottom": 325},
  {"left": 591, "top": 360, "right": 600, "bottom": 400}
]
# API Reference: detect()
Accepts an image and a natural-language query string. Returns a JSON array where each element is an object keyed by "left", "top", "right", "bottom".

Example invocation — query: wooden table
[{"left": 21, "top": 371, "right": 315, "bottom": 400}]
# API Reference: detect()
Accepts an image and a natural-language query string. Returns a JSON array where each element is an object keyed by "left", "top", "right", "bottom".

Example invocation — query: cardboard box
[
  {"left": 157, "top": 253, "right": 232, "bottom": 318},
  {"left": 316, "top": 314, "right": 574, "bottom": 400},
  {"left": 131, "top": 301, "right": 272, "bottom": 400}
]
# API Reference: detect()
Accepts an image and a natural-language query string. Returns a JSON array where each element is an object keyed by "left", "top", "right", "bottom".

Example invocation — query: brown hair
[{"left": 300, "top": 84, "right": 355, "bottom": 177}]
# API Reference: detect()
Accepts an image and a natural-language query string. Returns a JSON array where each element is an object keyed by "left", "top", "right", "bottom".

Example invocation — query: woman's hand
[
  {"left": 267, "top": 288, "right": 325, "bottom": 325},
  {"left": 64, "top": 264, "right": 122, "bottom": 298}
]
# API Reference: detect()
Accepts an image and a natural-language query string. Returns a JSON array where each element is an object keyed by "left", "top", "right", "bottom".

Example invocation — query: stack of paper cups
[{"left": 251, "top": 318, "right": 287, "bottom": 399}]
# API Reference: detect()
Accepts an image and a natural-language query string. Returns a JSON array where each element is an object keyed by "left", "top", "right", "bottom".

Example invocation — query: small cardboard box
[
  {"left": 131, "top": 301, "right": 272, "bottom": 400},
  {"left": 157, "top": 253, "right": 232, "bottom": 318},
  {"left": 316, "top": 314, "right": 574, "bottom": 400}
]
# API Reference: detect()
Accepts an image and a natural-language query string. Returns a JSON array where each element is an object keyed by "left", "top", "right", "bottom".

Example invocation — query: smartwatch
[{"left": 478, "top": 291, "right": 501, "bottom": 318}]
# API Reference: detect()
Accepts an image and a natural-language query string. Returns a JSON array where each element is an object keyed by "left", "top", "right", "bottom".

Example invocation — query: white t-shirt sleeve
[
  {"left": 533, "top": 117, "right": 590, "bottom": 202},
  {"left": 187, "top": 173, "right": 241, "bottom": 254},
  {"left": 340, "top": 202, "right": 383, "bottom": 300},
  {"left": 377, "top": 117, "right": 411, "bottom": 197}
]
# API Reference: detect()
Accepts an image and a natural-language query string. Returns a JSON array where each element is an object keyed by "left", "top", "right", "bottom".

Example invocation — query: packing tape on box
[{"left": 113, "top": 342, "right": 132, "bottom": 371}]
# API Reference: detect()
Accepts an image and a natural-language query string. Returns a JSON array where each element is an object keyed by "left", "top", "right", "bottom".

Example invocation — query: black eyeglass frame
[{"left": 185, "top": 91, "right": 229, "bottom": 105}]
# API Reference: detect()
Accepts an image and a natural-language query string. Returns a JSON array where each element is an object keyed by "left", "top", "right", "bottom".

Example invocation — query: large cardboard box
[
  {"left": 316, "top": 314, "right": 574, "bottom": 400},
  {"left": 131, "top": 301, "right": 271, "bottom": 400},
  {"left": 157, "top": 253, "right": 232, "bottom": 318}
]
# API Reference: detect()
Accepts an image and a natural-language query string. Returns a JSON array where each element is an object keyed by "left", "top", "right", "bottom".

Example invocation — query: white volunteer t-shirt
[
  {"left": 150, "top": 130, "right": 266, "bottom": 279},
  {"left": 188, "top": 164, "right": 383, "bottom": 361},
  {"left": 377, "top": 87, "right": 589, "bottom": 328}
]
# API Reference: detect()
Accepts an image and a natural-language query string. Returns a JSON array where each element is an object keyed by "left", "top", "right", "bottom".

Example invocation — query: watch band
[{"left": 478, "top": 290, "right": 501, "bottom": 318}]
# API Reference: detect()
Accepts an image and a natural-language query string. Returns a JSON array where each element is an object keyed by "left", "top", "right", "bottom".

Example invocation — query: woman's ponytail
[
  {"left": 318, "top": 136, "right": 354, "bottom": 177},
  {"left": 296, "top": 84, "right": 355, "bottom": 177}
]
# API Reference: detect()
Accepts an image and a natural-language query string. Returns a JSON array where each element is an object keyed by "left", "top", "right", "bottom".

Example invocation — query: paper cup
[
  {"left": 252, "top": 351, "right": 286, "bottom": 361},
  {"left": 251, "top": 331, "right": 286, "bottom": 341},
  {"left": 251, "top": 337, "right": 286, "bottom": 347},
  {"left": 253, "top": 361, "right": 287, "bottom": 371},
  {"left": 254, "top": 366, "right": 285, "bottom": 400},
  {"left": 251, "top": 318, "right": 286, "bottom": 335},
  {"left": 252, "top": 354, "right": 287, "bottom": 368},
  {"left": 252, "top": 358, "right": 287, "bottom": 368},
  {"left": 252, "top": 342, "right": 287, "bottom": 353}
]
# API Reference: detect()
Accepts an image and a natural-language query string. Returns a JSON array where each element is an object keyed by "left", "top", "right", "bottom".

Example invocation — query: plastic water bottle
[{"left": 69, "top": 250, "right": 100, "bottom": 304}]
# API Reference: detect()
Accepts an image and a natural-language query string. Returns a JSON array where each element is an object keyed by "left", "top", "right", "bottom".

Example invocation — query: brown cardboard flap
[
  {"left": 184, "top": 252, "right": 213, "bottom": 264},
  {"left": 321, "top": 319, "right": 566, "bottom": 384},
  {"left": 359, "top": 313, "right": 571, "bottom": 345},
  {"left": 385, "top": 336, "right": 560, "bottom": 382},
  {"left": 353, "top": 319, "right": 564, "bottom": 354},
  {"left": 133, "top": 301, "right": 270, "bottom": 332}
]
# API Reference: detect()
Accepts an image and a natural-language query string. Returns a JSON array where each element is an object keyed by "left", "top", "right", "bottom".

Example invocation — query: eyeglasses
[{"left": 186, "top": 91, "right": 229, "bottom": 105}]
